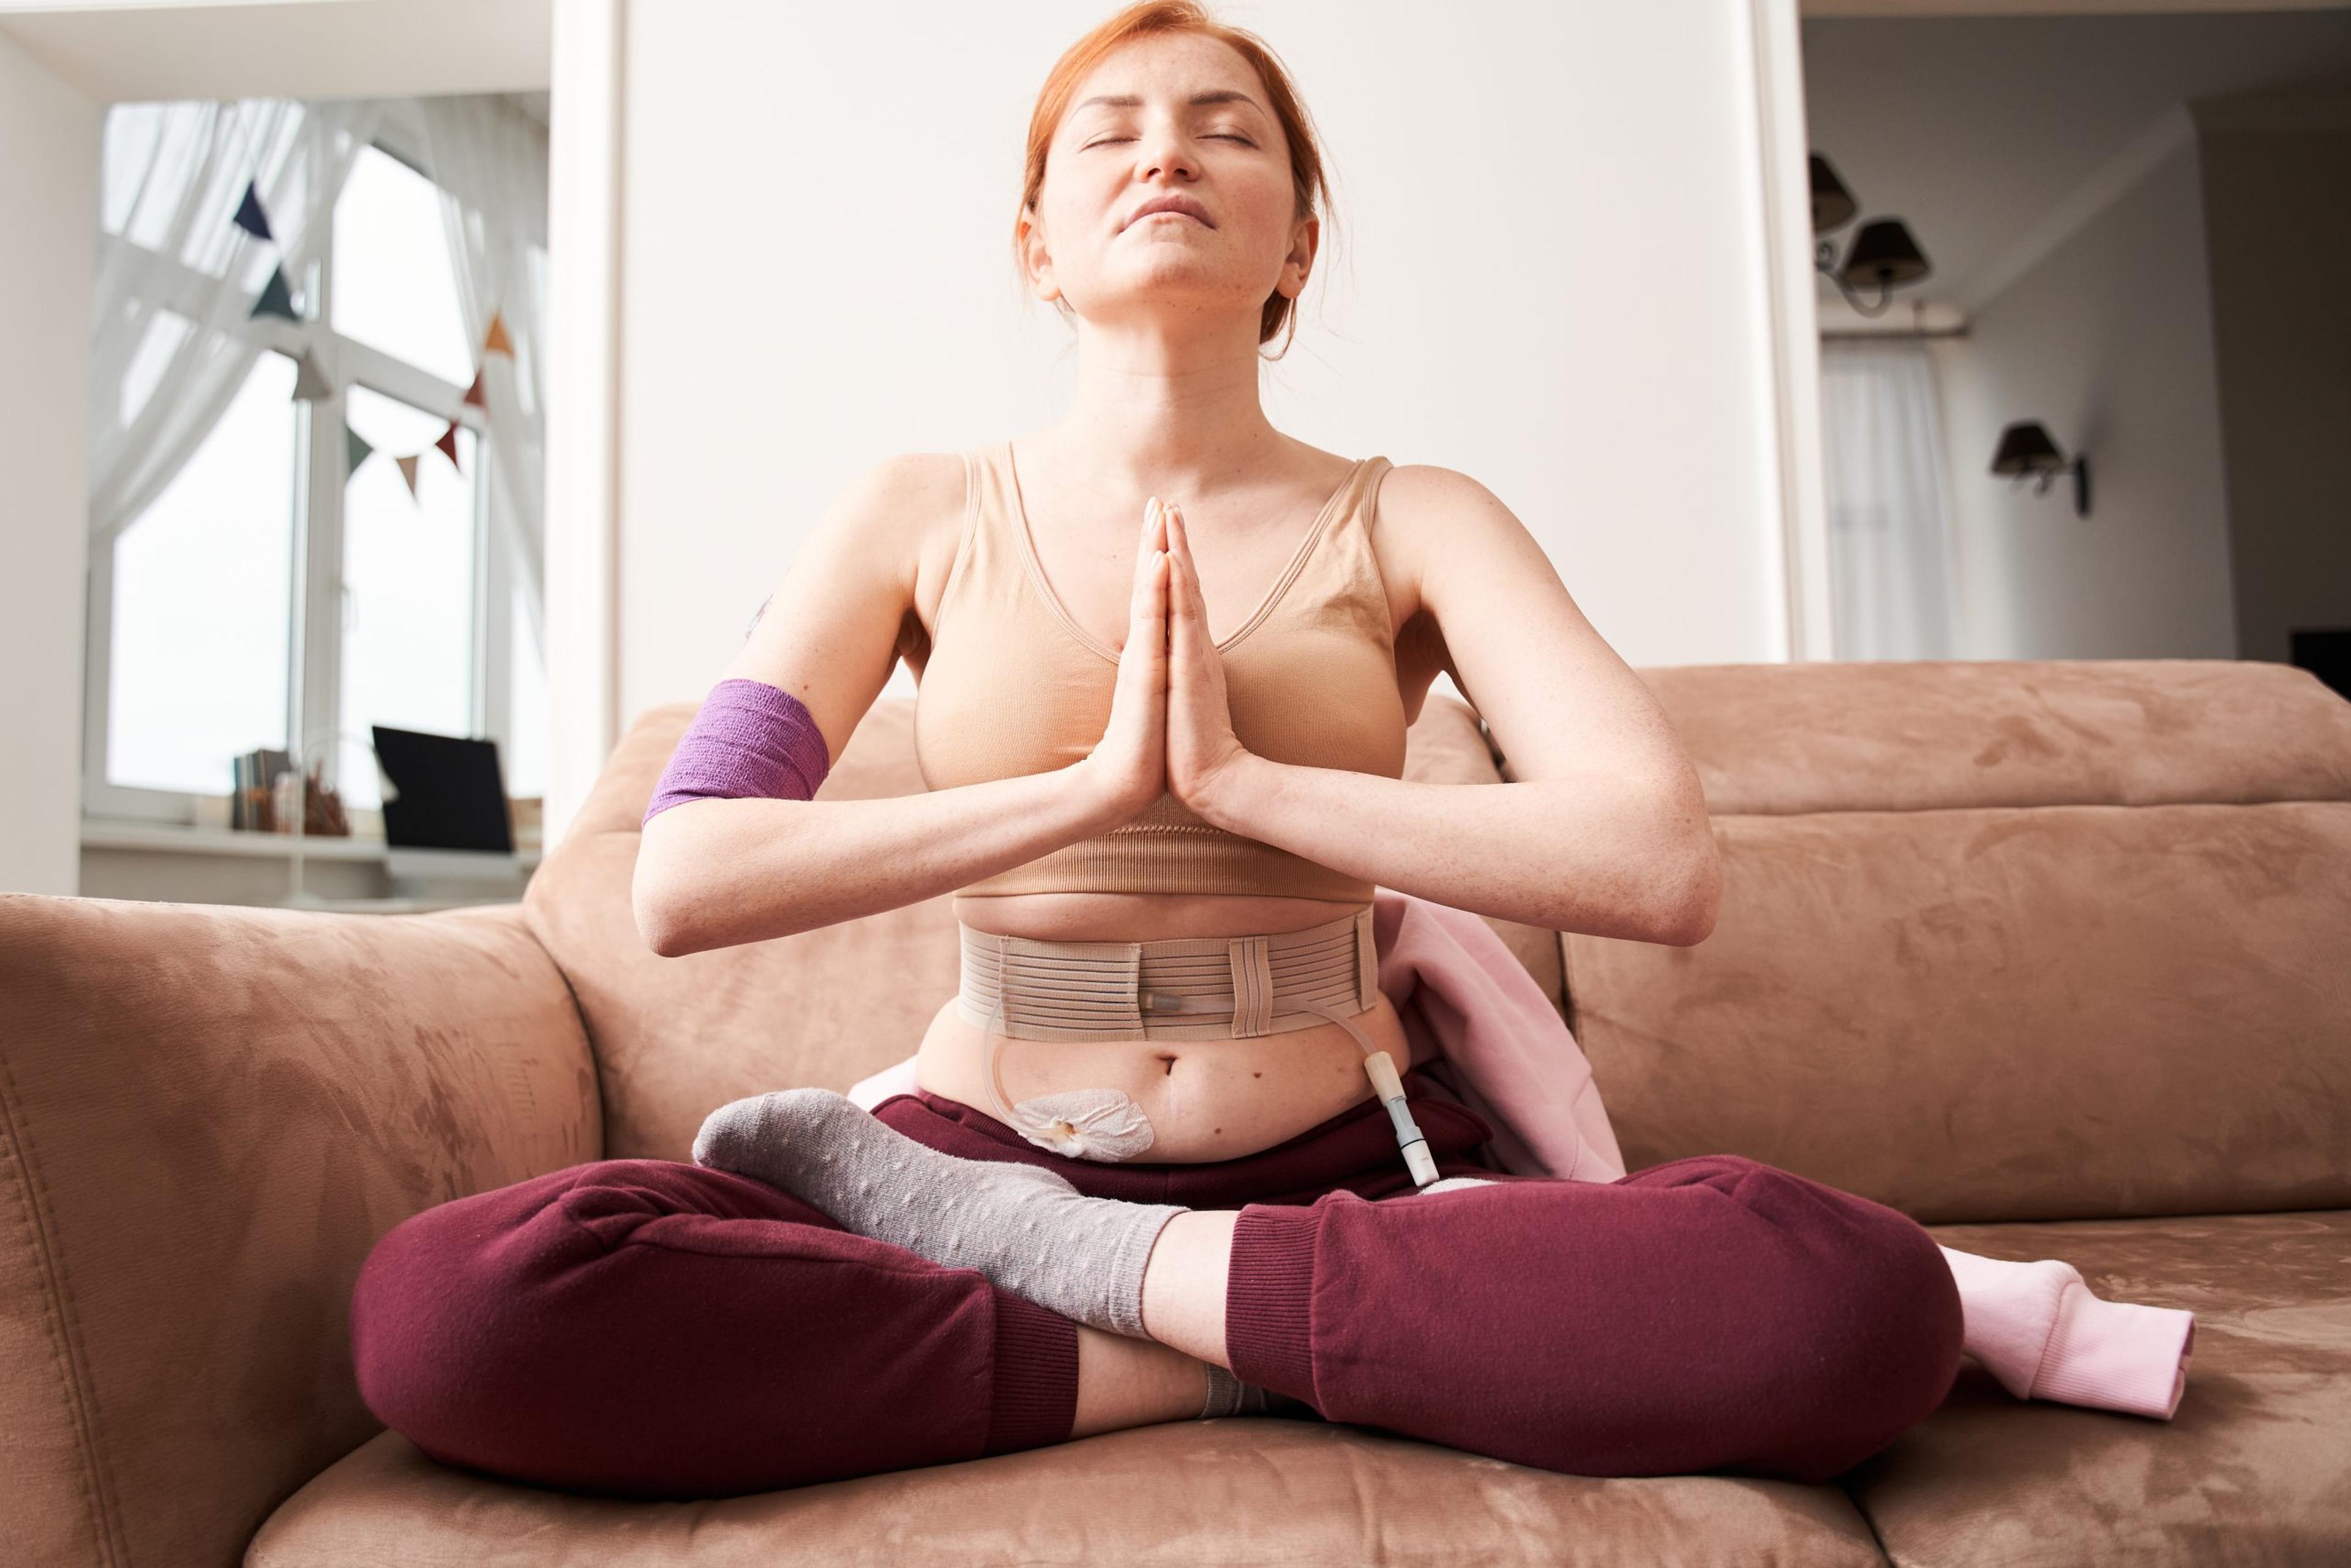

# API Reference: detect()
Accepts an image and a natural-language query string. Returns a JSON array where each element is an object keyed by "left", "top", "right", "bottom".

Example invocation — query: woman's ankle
[
  {"left": 1071, "top": 1327, "right": 1211, "bottom": 1437},
  {"left": 1138, "top": 1209, "right": 1241, "bottom": 1365}
]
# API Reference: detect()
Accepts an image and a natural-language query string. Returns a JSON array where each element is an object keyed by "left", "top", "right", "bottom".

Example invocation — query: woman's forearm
[
  {"left": 1191, "top": 755, "right": 1720, "bottom": 944},
  {"left": 634, "top": 761, "right": 1123, "bottom": 956}
]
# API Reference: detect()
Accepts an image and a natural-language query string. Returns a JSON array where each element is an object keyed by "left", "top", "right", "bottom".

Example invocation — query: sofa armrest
[{"left": 0, "top": 895, "right": 599, "bottom": 1568}]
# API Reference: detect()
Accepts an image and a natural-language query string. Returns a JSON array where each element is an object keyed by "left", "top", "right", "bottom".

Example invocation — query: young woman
[{"left": 350, "top": 2, "right": 1965, "bottom": 1499}]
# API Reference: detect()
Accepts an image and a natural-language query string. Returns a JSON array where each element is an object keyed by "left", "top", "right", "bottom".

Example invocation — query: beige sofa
[{"left": 4, "top": 658, "right": 2348, "bottom": 1566}]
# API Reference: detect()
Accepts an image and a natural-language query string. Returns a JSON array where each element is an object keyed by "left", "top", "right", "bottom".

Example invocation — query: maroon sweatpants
[{"left": 351, "top": 1072, "right": 1963, "bottom": 1499}]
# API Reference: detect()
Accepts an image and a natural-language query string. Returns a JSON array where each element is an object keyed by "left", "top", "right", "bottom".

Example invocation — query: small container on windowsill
[{"left": 272, "top": 770, "right": 304, "bottom": 835}]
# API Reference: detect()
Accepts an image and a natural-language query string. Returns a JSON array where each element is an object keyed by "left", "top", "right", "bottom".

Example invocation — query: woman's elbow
[
  {"left": 631, "top": 853, "right": 697, "bottom": 959},
  {"left": 1653, "top": 828, "right": 1723, "bottom": 947}
]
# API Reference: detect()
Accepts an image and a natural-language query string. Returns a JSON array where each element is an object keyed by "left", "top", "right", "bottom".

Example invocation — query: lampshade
[
  {"left": 1840, "top": 219, "right": 1931, "bottom": 288},
  {"left": 1990, "top": 420, "right": 2067, "bottom": 477},
  {"left": 1810, "top": 155, "right": 1858, "bottom": 234}
]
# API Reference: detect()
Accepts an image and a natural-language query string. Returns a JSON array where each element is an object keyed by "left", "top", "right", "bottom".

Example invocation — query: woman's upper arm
[
  {"left": 718, "top": 451, "right": 967, "bottom": 771},
  {"left": 1376, "top": 463, "right": 1700, "bottom": 801}
]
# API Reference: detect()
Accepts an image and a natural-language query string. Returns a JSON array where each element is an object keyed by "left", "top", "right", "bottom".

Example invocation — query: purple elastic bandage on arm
[{"left": 643, "top": 678, "right": 831, "bottom": 826}]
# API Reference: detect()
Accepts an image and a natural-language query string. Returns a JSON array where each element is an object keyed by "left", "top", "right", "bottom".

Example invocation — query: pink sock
[{"left": 1938, "top": 1247, "right": 2195, "bottom": 1420}]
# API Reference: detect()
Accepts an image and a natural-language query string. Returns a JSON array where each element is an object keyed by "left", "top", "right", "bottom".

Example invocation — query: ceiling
[
  {"left": 1803, "top": 7, "right": 2351, "bottom": 317},
  {"left": 0, "top": 0, "right": 548, "bottom": 102}
]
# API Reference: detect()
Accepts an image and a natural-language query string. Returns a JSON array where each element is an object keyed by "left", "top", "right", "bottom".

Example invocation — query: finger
[
  {"left": 1144, "top": 549, "right": 1169, "bottom": 683},
  {"left": 1166, "top": 528, "right": 1199, "bottom": 671},
  {"left": 1168, "top": 503, "right": 1205, "bottom": 634},
  {"left": 1126, "top": 500, "right": 1163, "bottom": 637},
  {"left": 1134, "top": 528, "right": 1168, "bottom": 642},
  {"left": 1134, "top": 497, "right": 1163, "bottom": 580}
]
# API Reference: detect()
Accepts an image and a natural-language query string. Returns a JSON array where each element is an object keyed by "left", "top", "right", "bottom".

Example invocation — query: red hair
[{"left": 1014, "top": 1, "right": 1340, "bottom": 358}]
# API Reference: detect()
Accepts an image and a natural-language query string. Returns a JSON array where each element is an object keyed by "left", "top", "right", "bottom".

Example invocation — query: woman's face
[{"left": 1023, "top": 32, "right": 1311, "bottom": 336}]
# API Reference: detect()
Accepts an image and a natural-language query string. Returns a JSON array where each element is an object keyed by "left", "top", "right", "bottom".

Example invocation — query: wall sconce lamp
[
  {"left": 1811, "top": 154, "right": 1932, "bottom": 318},
  {"left": 1991, "top": 420, "right": 2092, "bottom": 518},
  {"left": 1811, "top": 153, "right": 1859, "bottom": 232}
]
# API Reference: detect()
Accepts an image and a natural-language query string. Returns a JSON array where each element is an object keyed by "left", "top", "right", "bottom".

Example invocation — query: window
[
  {"left": 104, "top": 349, "right": 299, "bottom": 795},
  {"left": 84, "top": 107, "right": 545, "bottom": 832},
  {"left": 332, "top": 143, "right": 473, "bottom": 386},
  {"left": 338, "top": 384, "right": 478, "bottom": 811}
]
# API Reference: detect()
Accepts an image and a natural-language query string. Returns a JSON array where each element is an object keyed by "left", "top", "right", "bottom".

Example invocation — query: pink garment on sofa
[{"left": 848, "top": 889, "right": 2195, "bottom": 1421}]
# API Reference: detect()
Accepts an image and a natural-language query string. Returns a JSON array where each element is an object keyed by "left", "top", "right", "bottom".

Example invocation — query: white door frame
[
  {"left": 1750, "top": 0, "right": 1835, "bottom": 662},
  {"left": 542, "top": 0, "right": 625, "bottom": 846}
]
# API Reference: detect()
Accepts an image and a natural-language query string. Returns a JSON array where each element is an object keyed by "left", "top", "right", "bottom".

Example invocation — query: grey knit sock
[
  {"left": 1201, "top": 1362, "right": 1269, "bottom": 1418},
  {"left": 691, "top": 1088, "right": 1186, "bottom": 1339},
  {"left": 1201, "top": 1362, "right": 1317, "bottom": 1420}
]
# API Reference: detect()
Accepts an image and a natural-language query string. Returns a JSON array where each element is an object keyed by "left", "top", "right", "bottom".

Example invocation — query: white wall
[
  {"left": 1928, "top": 136, "right": 2236, "bottom": 660},
  {"left": 613, "top": 0, "right": 1794, "bottom": 728},
  {"left": 0, "top": 26, "right": 99, "bottom": 895}
]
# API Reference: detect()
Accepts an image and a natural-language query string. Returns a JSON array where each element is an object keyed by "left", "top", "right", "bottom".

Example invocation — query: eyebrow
[{"left": 1072, "top": 89, "right": 1266, "bottom": 118}]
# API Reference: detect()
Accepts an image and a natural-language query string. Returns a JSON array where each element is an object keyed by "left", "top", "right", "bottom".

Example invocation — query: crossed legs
[{"left": 354, "top": 1106, "right": 1963, "bottom": 1496}]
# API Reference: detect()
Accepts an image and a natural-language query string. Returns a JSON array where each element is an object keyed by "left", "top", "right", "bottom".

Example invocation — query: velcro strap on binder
[{"left": 1228, "top": 936, "right": 1275, "bottom": 1037}]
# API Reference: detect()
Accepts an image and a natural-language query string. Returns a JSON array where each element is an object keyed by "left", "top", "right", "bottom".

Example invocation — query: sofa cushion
[
  {"left": 1637, "top": 658, "right": 2351, "bottom": 816},
  {"left": 1858, "top": 1208, "right": 2351, "bottom": 1566},
  {"left": 1568, "top": 800, "right": 2351, "bottom": 1224},
  {"left": 527, "top": 692, "right": 1561, "bottom": 1161},
  {"left": 0, "top": 896, "right": 595, "bottom": 1568},
  {"left": 247, "top": 1417, "right": 1888, "bottom": 1567},
  {"left": 1564, "top": 659, "right": 2351, "bottom": 1224}
]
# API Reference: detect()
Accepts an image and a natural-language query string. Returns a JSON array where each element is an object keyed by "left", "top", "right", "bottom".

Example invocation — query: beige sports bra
[{"left": 912, "top": 440, "right": 1409, "bottom": 900}]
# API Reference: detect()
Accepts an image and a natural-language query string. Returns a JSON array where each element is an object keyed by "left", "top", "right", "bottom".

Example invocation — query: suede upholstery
[
  {"left": 0, "top": 899, "right": 597, "bottom": 1568},
  {"left": 2, "top": 664, "right": 2346, "bottom": 1566}
]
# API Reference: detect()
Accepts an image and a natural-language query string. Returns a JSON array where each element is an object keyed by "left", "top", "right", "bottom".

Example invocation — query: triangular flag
[
  {"left": 249, "top": 264, "right": 299, "bottom": 322},
  {"left": 232, "top": 181, "right": 274, "bottom": 242},
  {"left": 395, "top": 452, "right": 422, "bottom": 499},
  {"left": 461, "top": 367, "right": 486, "bottom": 408},
  {"left": 290, "top": 347, "right": 333, "bottom": 401},
  {"left": 433, "top": 421, "right": 461, "bottom": 471},
  {"left": 482, "top": 310, "right": 514, "bottom": 357},
  {"left": 343, "top": 422, "right": 373, "bottom": 477}
]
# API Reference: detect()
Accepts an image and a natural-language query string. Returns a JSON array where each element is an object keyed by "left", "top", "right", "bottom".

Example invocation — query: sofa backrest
[
  {"left": 526, "top": 694, "right": 1548, "bottom": 1160},
  {"left": 1561, "top": 658, "right": 2351, "bottom": 1225}
]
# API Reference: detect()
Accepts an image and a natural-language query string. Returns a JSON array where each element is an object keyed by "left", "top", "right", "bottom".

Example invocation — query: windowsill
[{"left": 81, "top": 817, "right": 542, "bottom": 868}]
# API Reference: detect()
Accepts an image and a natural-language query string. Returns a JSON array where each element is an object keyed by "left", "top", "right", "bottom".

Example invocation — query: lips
[{"left": 1126, "top": 193, "right": 1212, "bottom": 230}]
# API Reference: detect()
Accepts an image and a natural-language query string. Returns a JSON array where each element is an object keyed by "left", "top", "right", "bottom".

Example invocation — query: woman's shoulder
[
  {"left": 1354, "top": 459, "right": 1519, "bottom": 624},
  {"left": 847, "top": 449, "right": 977, "bottom": 629},
  {"left": 1365, "top": 460, "right": 1538, "bottom": 562}
]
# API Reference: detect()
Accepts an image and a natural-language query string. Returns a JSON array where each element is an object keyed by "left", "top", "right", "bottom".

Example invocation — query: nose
[{"left": 1134, "top": 119, "right": 1199, "bottom": 186}]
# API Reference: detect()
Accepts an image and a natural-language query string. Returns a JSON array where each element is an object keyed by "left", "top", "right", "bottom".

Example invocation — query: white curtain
[
  {"left": 1818, "top": 339, "right": 1960, "bottom": 661},
  {"left": 86, "top": 97, "right": 388, "bottom": 549},
  {"left": 408, "top": 93, "right": 550, "bottom": 656}
]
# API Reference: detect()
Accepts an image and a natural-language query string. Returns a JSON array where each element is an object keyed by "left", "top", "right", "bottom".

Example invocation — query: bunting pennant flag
[
  {"left": 231, "top": 181, "right": 274, "bottom": 242},
  {"left": 290, "top": 346, "right": 333, "bottom": 401},
  {"left": 231, "top": 173, "right": 464, "bottom": 514},
  {"left": 249, "top": 263, "right": 299, "bottom": 323},
  {"left": 482, "top": 310, "right": 514, "bottom": 357}
]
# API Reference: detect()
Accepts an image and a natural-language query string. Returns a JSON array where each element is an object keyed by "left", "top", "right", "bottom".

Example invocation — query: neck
[{"left": 1036, "top": 310, "right": 1289, "bottom": 496}]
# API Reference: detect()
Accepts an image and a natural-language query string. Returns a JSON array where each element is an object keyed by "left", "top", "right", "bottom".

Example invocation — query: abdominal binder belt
[
  {"left": 955, "top": 906, "right": 1382, "bottom": 1043},
  {"left": 956, "top": 906, "right": 1442, "bottom": 1186}
]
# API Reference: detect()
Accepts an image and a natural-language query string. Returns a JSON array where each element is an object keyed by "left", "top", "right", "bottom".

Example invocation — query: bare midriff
[{"left": 913, "top": 891, "right": 1425, "bottom": 1163}]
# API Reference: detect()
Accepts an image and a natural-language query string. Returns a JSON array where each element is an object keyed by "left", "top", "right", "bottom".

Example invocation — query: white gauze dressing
[
  {"left": 978, "top": 992, "right": 1158, "bottom": 1162},
  {"left": 1007, "top": 1088, "right": 1158, "bottom": 1161}
]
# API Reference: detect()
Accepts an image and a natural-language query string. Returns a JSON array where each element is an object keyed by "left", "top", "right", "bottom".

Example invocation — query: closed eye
[{"left": 1083, "top": 134, "right": 1254, "bottom": 148}]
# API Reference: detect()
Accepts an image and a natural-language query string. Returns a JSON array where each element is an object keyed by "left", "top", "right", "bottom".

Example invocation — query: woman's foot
[{"left": 694, "top": 1088, "right": 1187, "bottom": 1338}]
